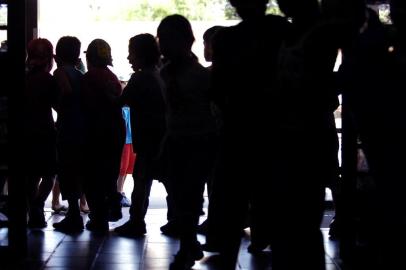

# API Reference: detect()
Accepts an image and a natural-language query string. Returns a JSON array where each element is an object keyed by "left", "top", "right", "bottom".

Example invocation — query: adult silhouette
[
  {"left": 380, "top": 1, "right": 406, "bottom": 266},
  {"left": 337, "top": 0, "right": 406, "bottom": 268},
  {"left": 207, "top": 0, "right": 289, "bottom": 268},
  {"left": 270, "top": 0, "right": 341, "bottom": 269}
]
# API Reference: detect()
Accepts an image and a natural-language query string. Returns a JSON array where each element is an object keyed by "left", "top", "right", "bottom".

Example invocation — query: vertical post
[{"left": 8, "top": 0, "right": 28, "bottom": 262}]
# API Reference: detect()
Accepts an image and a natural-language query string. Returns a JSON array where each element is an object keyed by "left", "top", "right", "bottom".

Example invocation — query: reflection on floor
[{"left": 0, "top": 181, "right": 342, "bottom": 270}]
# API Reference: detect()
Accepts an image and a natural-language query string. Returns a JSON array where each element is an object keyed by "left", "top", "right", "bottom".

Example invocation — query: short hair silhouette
[
  {"left": 157, "top": 14, "right": 195, "bottom": 60},
  {"left": 85, "top": 39, "right": 113, "bottom": 67},
  {"left": 56, "top": 36, "right": 81, "bottom": 65},
  {"left": 157, "top": 14, "right": 195, "bottom": 45},
  {"left": 203, "top": 26, "right": 224, "bottom": 43},
  {"left": 129, "top": 33, "right": 160, "bottom": 68},
  {"left": 26, "top": 38, "right": 54, "bottom": 71},
  {"left": 203, "top": 26, "right": 224, "bottom": 62}
]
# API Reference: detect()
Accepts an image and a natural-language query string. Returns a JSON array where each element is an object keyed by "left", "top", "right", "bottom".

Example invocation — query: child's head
[
  {"left": 55, "top": 36, "right": 81, "bottom": 67},
  {"left": 157, "top": 14, "right": 195, "bottom": 60},
  {"left": 203, "top": 26, "right": 224, "bottom": 62},
  {"left": 85, "top": 38, "right": 113, "bottom": 68},
  {"left": 26, "top": 38, "right": 54, "bottom": 72},
  {"left": 128, "top": 33, "right": 160, "bottom": 71}
]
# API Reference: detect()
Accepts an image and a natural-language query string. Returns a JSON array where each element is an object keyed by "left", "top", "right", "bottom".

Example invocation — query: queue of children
[{"left": 22, "top": 1, "right": 406, "bottom": 269}]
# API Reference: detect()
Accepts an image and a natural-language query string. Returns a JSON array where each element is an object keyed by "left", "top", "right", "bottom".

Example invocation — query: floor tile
[
  {"left": 0, "top": 180, "right": 344, "bottom": 270},
  {"left": 94, "top": 253, "right": 142, "bottom": 264},
  {"left": 46, "top": 257, "right": 95, "bottom": 268}
]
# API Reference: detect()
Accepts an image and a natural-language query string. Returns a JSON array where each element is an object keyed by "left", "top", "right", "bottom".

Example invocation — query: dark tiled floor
[{"left": 0, "top": 182, "right": 342, "bottom": 269}]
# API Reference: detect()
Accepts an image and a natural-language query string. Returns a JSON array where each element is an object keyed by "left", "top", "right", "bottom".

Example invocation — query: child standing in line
[
  {"left": 23, "top": 38, "right": 59, "bottom": 228},
  {"left": 114, "top": 33, "right": 166, "bottom": 237}
]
